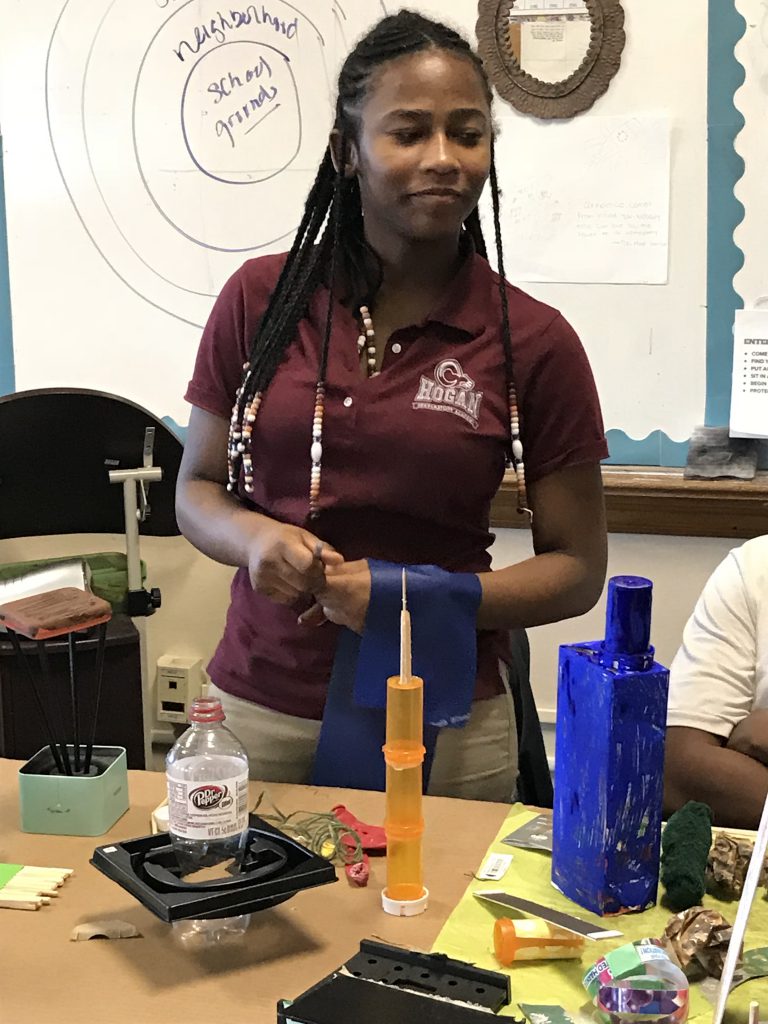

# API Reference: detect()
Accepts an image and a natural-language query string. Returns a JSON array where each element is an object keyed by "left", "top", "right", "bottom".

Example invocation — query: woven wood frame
[{"left": 476, "top": 0, "right": 626, "bottom": 119}]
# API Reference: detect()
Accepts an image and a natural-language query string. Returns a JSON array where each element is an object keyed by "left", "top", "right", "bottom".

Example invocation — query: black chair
[
  {"left": 0, "top": 388, "right": 182, "bottom": 540},
  {"left": 0, "top": 388, "right": 184, "bottom": 768},
  {"left": 507, "top": 629, "right": 553, "bottom": 808}
]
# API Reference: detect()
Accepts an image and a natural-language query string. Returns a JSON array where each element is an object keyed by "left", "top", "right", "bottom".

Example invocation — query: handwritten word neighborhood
[{"left": 174, "top": 6, "right": 298, "bottom": 62}]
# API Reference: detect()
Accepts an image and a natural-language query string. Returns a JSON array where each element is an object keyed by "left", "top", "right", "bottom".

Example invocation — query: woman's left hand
[{"left": 298, "top": 559, "right": 371, "bottom": 634}]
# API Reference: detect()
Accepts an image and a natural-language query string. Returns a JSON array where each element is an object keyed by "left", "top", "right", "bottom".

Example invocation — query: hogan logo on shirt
[{"left": 413, "top": 358, "right": 483, "bottom": 429}]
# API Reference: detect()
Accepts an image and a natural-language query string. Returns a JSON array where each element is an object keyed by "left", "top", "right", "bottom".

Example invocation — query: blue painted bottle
[{"left": 552, "top": 576, "right": 669, "bottom": 916}]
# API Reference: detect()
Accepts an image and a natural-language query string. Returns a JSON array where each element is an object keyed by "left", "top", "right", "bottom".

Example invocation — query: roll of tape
[{"left": 596, "top": 984, "right": 689, "bottom": 1023}]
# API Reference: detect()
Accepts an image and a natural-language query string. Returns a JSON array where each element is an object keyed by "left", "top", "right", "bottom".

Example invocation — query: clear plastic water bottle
[{"left": 166, "top": 696, "right": 250, "bottom": 947}]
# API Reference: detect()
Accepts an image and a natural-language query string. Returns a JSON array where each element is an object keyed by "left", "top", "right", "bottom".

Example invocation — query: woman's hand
[
  {"left": 247, "top": 523, "right": 343, "bottom": 606},
  {"left": 298, "top": 559, "right": 372, "bottom": 634}
]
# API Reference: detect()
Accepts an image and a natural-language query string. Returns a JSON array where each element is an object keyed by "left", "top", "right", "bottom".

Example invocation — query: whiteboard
[
  {"left": 39, "top": 0, "right": 380, "bottom": 327},
  {"left": 0, "top": 0, "right": 385, "bottom": 421},
  {"left": 0, "top": 0, "right": 708, "bottom": 441}
]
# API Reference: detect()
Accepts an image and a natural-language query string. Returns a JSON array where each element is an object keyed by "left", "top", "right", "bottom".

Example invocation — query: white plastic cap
[{"left": 381, "top": 887, "right": 429, "bottom": 917}]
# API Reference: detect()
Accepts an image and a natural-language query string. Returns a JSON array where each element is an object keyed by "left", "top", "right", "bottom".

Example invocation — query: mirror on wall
[{"left": 476, "top": 0, "right": 626, "bottom": 120}]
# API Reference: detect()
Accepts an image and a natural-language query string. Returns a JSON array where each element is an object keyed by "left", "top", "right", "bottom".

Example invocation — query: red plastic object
[{"left": 332, "top": 805, "right": 386, "bottom": 851}]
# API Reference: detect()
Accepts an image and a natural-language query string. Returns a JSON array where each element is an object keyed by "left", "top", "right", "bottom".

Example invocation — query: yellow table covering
[{"left": 432, "top": 808, "right": 768, "bottom": 1022}]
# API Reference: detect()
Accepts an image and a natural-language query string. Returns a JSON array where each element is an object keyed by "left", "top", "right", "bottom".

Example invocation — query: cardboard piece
[
  {"left": 474, "top": 891, "right": 623, "bottom": 940},
  {"left": 502, "top": 813, "right": 553, "bottom": 852}
]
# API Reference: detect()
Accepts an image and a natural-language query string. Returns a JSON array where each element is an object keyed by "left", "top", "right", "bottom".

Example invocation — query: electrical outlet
[{"left": 156, "top": 655, "right": 203, "bottom": 723}]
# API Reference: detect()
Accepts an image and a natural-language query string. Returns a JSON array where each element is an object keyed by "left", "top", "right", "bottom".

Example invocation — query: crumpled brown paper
[
  {"left": 706, "top": 832, "right": 768, "bottom": 898},
  {"left": 661, "top": 906, "right": 737, "bottom": 980}
]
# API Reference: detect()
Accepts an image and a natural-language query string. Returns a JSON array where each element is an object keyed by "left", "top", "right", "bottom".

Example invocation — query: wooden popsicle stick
[
  {"left": 748, "top": 1002, "right": 759, "bottom": 1024},
  {"left": 11, "top": 879, "right": 63, "bottom": 889},
  {"left": 11, "top": 866, "right": 73, "bottom": 876},
  {"left": 2, "top": 881, "right": 56, "bottom": 891},
  {"left": 0, "top": 896, "right": 44, "bottom": 910},
  {"left": 13, "top": 868, "right": 73, "bottom": 878},
  {"left": 3, "top": 886, "right": 58, "bottom": 898},
  {"left": 7, "top": 873, "right": 69, "bottom": 889}
]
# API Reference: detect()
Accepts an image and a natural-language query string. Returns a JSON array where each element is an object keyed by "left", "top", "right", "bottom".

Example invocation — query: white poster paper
[
  {"left": 730, "top": 309, "right": 768, "bottom": 439},
  {"left": 490, "top": 114, "right": 671, "bottom": 285}
]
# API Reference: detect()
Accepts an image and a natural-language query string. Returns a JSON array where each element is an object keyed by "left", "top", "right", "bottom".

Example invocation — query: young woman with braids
[{"left": 177, "top": 10, "right": 608, "bottom": 800}]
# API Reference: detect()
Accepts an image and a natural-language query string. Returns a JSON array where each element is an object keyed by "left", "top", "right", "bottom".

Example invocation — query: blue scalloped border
[
  {"left": 706, "top": 0, "right": 745, "bottom": 427},
  {"left": 604, "top": 429, "right": 688, "bottom": 468},
  {"left": 0, "top": 4, "right": 750, "bottom": 467}
]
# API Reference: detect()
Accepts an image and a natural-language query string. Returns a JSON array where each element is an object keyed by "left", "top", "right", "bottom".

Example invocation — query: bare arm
[
  {"left": 727, "top": 708, "right": 768, "bottom": 765},
  {"left": 664, "top": 725, "right": 768, "bottom": 828},
  {"left": 175, "top": 406, "right": 341, "bottom": 604},
  {"left": 476, "top": 463, "right": 607, "bottom": 630},
  {"left": 176, "top": 407, "right": 271, "bottom": 567}
]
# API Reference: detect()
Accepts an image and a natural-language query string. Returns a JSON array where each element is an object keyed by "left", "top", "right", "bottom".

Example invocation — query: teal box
[{"left": 19, "top": 746, "right": 129, "bottom": 836}]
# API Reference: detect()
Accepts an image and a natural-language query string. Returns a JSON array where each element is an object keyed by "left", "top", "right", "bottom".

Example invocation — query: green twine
[
  {"left": 253, "top": 791, "right": 363, "bottom": 866},
  {"left": 660, "top": 800, "right": 713, "bottom": 911}
]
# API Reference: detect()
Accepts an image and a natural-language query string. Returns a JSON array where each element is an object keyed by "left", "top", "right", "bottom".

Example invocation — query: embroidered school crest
[{"left": 413, "top": 358, "right": 483, "bottom": 428}]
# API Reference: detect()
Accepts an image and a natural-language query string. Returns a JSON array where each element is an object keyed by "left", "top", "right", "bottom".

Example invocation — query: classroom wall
[
  {"left": 0, "top": 528, "right": 736, "bottom": 767},
  {"left": 0, "top": 1, "right": 756, "bottom": 768},
  {"left": 0, "top": 0, "right": 715, "bottom": 451}
]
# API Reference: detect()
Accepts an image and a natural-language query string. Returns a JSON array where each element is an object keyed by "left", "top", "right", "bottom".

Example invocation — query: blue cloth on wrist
[
  {"left": 355, "top": 560, "right": 482, "bottom": 727},
  {"left": 310, "top": 561, "right": 482, "bottom": 791},
  {"left": 309, "top": 628, "right": 440, "bottom": 791}
]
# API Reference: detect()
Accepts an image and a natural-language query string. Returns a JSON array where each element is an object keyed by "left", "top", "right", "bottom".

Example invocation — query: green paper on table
[
  {"left": 519, "top": 1004, "right": 576, "bottom": 1024},
  {"left": 0, "top": 864, "right": 24, "bottom": 888},
  {"left": 733, "top": 947, "right": 768, "bottom": 989},
  {"left": 432, "top": 807, "right": 768, "bottom": 1021}
]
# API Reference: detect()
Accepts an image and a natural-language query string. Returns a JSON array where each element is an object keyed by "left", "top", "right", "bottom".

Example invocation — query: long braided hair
[{"left": 227, "top": 10, "right": 529, "bottom": 517}]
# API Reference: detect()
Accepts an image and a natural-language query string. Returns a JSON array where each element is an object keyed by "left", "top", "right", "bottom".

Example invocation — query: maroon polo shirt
[{"left": 185, "top": 250, "right": 608, "bottom": 719}]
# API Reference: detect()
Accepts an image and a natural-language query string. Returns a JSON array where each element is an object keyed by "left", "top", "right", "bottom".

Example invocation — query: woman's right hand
[{"left": 247, "top": 522, "right": 344, "bottom": 606}]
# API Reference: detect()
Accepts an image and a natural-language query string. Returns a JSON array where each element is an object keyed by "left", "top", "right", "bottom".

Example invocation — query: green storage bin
[
  {"left": 19, "top": 746, "right": 129, "bottom": 836},
  {"left": 0, "top": 553, "right": 146, "bottom": 614}
]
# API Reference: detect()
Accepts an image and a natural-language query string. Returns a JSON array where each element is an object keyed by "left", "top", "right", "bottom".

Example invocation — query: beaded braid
[
  {"left": 489, "top": 138, "right": 531, "bottom": 520},
  {"left": 310, "top": 154, "right": 346, "bottom": 518},
  {"left": 228, "top": 10, "right": 531, "bottom": 521},
  {"left": 227, "top": 153, "right": 338, "bottom": 491}
]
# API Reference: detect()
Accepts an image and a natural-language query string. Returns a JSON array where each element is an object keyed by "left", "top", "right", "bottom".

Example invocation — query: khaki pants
[{"left": 208, "top": 677, "right": 518, "bottom": 803}]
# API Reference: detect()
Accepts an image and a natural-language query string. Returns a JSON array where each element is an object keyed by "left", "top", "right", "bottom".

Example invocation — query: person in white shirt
[{"left": 664, "top": 535, "right": 768, "bottom": 828}]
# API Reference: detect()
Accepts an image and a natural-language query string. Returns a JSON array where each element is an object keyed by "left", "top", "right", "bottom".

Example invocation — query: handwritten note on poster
[
  {"left": 730, "top": 309, "right": 768, "bottom": 439},
  {"left": 490, "top": 114, "right": 671, "bottom": 285}
]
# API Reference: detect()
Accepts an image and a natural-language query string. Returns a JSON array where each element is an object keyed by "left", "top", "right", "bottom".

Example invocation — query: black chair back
[
  {"left": 507, "top": 629, "right": 553, "bottom": 808},
  {"left": 0, "top": 388, "right": 182, "bottom": 539}
]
